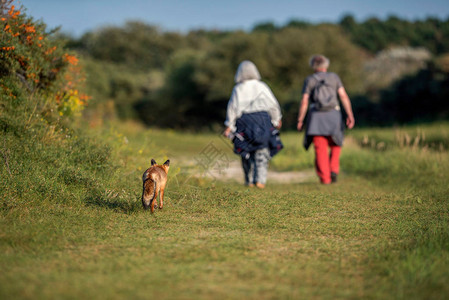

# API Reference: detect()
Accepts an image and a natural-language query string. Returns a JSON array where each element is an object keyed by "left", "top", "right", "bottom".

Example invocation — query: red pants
[{"left": 313, "top": 136, "right": 341, "bottom": 184}]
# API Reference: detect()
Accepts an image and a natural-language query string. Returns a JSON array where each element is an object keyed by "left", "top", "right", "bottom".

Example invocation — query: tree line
[{"left": 64, "top": 15, "right": 449, "bottom": 129}]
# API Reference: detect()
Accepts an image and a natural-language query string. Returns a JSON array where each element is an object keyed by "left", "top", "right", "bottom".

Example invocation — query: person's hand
[
  {"left": 297, "top": 120, "right": 304, "bottom": 131},
  {"left": 346, "top": 115, "right": 355, "bottom": 129},
  {"left": 223, "top": 127, "right": 232, "bottom": 137},
  {"left": 276, "top": 120, "right": 282, "bottom": 130}
]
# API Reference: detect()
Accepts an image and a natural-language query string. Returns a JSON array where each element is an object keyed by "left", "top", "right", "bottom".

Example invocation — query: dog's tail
[{"left": 142, "top": 177, "right": 156, "bottom": 212}]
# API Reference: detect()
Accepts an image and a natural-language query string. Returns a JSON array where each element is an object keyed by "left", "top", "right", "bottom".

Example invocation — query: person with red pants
[{"left": 297, "top": 55, "right": 355, "bottom": 184}]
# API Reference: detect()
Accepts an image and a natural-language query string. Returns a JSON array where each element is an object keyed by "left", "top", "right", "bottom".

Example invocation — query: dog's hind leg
[
  {"left": 151, "top": 186, "right": 159, "bottom": 213},
  {"left": 159, "top": 188, "right": 165, "bottom": 210},
  {"left": 143, "top": 178, "right": 156, "bottom": 211}
]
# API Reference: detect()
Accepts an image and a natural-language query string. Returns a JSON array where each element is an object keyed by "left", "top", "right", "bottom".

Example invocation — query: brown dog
[{"left": 141, "top": 159, "right": 170, "bottom": 213}]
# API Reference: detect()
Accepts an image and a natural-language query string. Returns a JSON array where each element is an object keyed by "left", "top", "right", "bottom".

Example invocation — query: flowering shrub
[{"left": 0, "top": 0, "right": 89, "bottom": 119}]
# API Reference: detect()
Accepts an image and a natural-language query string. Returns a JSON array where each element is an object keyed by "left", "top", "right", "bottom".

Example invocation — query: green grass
[{"left": 1, "top": 121, "right": 449, "bottom": 299}]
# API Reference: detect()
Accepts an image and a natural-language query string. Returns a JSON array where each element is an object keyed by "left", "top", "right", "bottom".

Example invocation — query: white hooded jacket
[{"left": 225, "top": 61, "right": 282, "bottom": 132}]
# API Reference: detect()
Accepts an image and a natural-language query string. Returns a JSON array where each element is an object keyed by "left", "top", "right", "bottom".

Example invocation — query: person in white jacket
[{"left": 224, "top": 60, "right": 282, "bottom": 188}]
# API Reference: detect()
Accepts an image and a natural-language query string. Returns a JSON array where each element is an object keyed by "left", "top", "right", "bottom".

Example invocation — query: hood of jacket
[{"left": 234, "top": 60, "right": 261, "bottom": 83}]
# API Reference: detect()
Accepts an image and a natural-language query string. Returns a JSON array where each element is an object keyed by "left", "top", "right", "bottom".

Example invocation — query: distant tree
[
  {"left": 339, "top": 14, "right": 356, "bottom": 31},
  {"left": 340, "top": 15, "right": 449, "bottom": 54},
  {"left": 379, "top": 64, "right": 449, "bottom": 123},
  {"left": 252, "top": 22, "right": 278, "bottom": 32},
  {"left": 284, "top": 19, "right": 311, "bottom": 29},
  {"left": 76, "top": 21, "right": 184, "bottom": 70},
  {"left": 194, "top": 31, "right": 271, "bottom": 102}
]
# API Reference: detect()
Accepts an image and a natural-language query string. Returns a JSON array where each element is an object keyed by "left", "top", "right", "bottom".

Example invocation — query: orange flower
[
  {"left": 63, "top": 53, "right": 79, "bottom": 66},
  {"left": 79, "top": 94, "right": 91, "bottom": 102},
  {"left": 4, "top": 24, "right": 10, "bottom": 31},
  {"left": 45, "top": 46, "right": 57, "bottom": 55},
  {"left": 8, "top": 5, "right": 15, "bottom": 16},
  {"left": 6, "top": 6, "right": 20, "bottom": 19},
  {"left": 25, "top": 25, "right": 35, "bottom": 33}
]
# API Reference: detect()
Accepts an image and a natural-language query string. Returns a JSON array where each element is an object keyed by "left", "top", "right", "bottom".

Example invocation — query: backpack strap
[
  {"left": 312, "top": 73, "right": 325, "bottom": 83},
  {"left": 310, "top": 73, "right": 325, "bottom": 105}
]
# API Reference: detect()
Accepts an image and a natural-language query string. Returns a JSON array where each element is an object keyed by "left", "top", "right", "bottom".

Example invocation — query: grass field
[{"left": 1, "top": 121, "right": 449, "bottom": 299}]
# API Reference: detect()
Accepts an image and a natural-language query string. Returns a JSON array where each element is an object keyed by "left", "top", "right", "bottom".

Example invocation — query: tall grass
[{"left": 348, "top": 122, "right": 449, "bottom": 151}]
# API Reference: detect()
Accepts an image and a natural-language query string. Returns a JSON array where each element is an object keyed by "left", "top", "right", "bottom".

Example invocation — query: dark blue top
[{"left": 233, "top": 111, "right": 283, "bottom": 158}]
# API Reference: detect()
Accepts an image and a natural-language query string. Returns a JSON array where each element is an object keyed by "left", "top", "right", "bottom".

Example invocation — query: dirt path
[{"left": 206, "top": 161, "right": 315, "bottom": 184}]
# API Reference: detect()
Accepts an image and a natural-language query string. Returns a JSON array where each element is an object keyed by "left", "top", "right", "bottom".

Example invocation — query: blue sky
[{"left": 18, "top": 0, "right": 449, "bottom": 37}]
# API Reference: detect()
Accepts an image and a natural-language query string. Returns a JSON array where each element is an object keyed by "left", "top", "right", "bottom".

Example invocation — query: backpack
[{"left": 311, "top": 74, "right": 339, "bottom": 111}]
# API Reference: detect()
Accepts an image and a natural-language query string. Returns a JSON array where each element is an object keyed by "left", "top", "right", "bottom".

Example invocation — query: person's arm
[
  {"left": 337, "top": 87, "right": 355, "bottom": 129},
  {"left": 270, "top": 100, "right": 282, "bottom": 130},
  {"left": 264, "top": 83, "right": 282, "bottom": 129},
  {"left": 297, "top": 94, "right": 309, "bottom": 131},
  {"left": 224, "top": 88, "right": 238, "bottom": 137}
]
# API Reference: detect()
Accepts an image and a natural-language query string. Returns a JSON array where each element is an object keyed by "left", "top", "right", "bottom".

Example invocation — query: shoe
[
  {"left": 331, "top": 172, "right": 338, "bottom": 183},
  {"left": 255, "top": 183, "right": 265, "bottom": 189},
  {"left": 246, "top": 183, "right": 254, "bottom": 187}
]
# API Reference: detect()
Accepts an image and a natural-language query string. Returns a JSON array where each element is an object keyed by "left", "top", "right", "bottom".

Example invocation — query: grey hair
[
  {"left": 234, "top": 60, "right": 261, "bottom": 83},
  {"left": 309, "top": 55, "right": 330, "bottom": 70}
]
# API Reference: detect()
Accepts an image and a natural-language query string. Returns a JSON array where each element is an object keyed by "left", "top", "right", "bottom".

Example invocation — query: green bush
[{"left": 0, "top": 1, "right": 116, "bottom": 211}]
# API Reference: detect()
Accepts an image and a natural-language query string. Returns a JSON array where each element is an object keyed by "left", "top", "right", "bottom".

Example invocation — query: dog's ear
[
  {"left": 163, "top": 159, "right": 170, "bottom": 166},
  {"left": 151, "top": 159, "right": 157, "bottom": 166}
]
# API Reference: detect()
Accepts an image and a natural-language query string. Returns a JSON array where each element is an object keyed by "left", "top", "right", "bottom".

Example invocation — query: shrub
[
  {"left": 0, "top": 1, "right": 114, "bottom": 210},
  {"left": 0, "top": 0, "right": 89, "bottom": 125}
]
